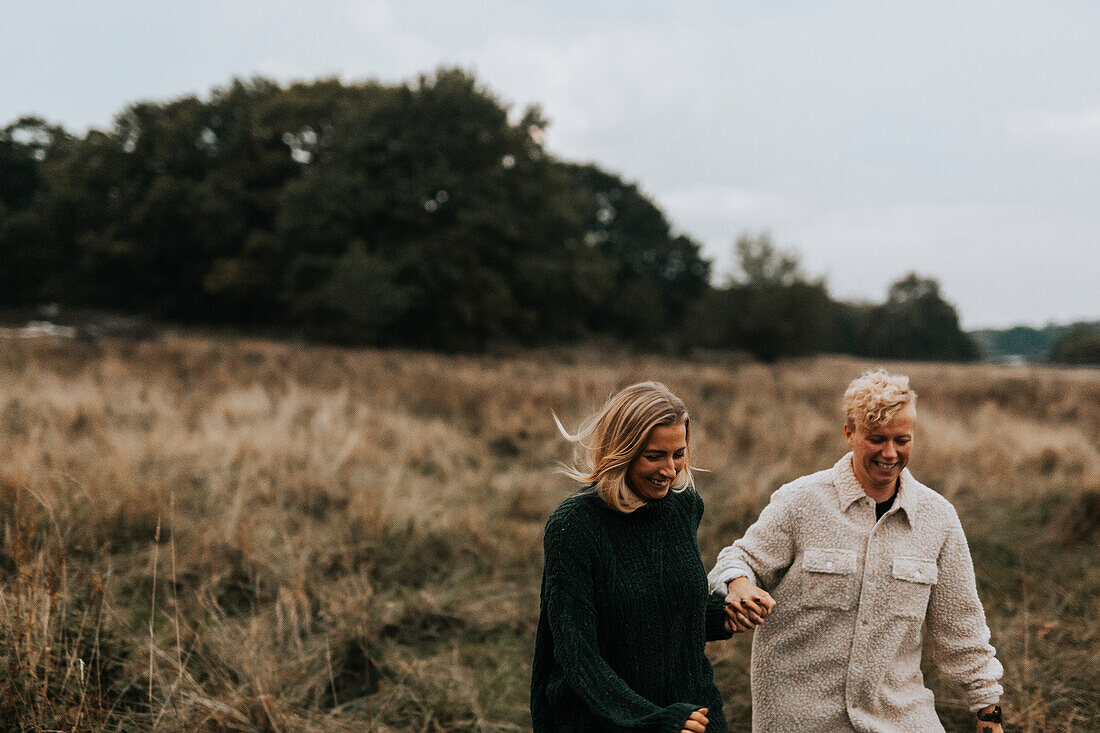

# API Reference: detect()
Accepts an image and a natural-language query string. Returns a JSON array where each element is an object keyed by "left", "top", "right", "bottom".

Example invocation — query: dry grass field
[{"left": 0, "top": 333, "right": 1097, "bottom": 731}]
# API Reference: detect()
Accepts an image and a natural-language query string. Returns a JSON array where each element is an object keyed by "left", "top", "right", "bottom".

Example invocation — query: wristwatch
[{"left": 976, "top": 704, "right": 1002, "bottom": 724}]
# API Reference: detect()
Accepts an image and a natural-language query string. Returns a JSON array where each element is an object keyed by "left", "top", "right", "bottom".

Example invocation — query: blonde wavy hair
[
  {"left": 843, "top": 369, "right": 917, "bottom": 431},
  {"left": 555, "top": 381, "right": 695, "bottom": 511}
]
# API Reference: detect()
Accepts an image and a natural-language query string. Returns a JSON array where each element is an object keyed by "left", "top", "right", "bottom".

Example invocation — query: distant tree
[
  {"left": 1, "top": 119, "right": 47, "bottom": 212},
  {"left": 314, "top": 241, "right": 417, "bottom": 343},
  {"left": 969, "top": 324, "right": 1054, "bottom": 361},
  {"left": 0, "top": 70, "right": 640, "bottom": 348},
  {"left": 858, "top": 273, "right": 979, "bottom": 361},
  {"left": 689, "top": 233, "right": 834, "bottom": 361},
  {"left": 992, "top": 325, "right": 1055, "bottom": 359},
  {"left": 563, "top": 163, "right": 710, "bottom": 344},
  {"left": 273, "top": 70, "right": 613, "bottom": 348},
  {"left": 0, "top": 118, "right": 73, "bottom": 305},
  {"left": 0, "top": 70, "right": 993, "bottom": 361},
  {"left": 830, "top": 300, "right": 875, "bottom": 355},
  {"left": 734, "top": 233, "right": 803, "bottom": 288},
  {"left": 971, "top": 322, "right": 1100, "bottom": 363},
  {"left": 1050, "top": 324, "right": 1100, "bottom": 365}
]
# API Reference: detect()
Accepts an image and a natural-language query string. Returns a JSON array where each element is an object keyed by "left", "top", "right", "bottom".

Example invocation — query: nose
[
  {"left": 658, "top": 457, "right": 677, "bottom": 478},
  {"left": 882, "top": 441, "right": 898, "bottom": 459}
]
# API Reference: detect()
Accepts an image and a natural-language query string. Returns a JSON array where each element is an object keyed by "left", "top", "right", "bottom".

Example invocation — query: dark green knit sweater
[{"left": 530, "top": 487, "right": 731, "bottom": 732}]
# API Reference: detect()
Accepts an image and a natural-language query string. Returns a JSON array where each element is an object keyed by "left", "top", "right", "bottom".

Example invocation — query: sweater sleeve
[
  {"left": 542, "top": 509, "right": 701, "bottom": 733},
  {"left": 689, "top": 492, "right": 733, "bottom": 642},
  {"left": 707, "top": 485, "right": 797, "bottom": 596},
  {"left": 926, "top": 510, "right": 1004, "bottom": 712},
  {"left": 704, "top": 595, "right": 733, "bottom": 641}
]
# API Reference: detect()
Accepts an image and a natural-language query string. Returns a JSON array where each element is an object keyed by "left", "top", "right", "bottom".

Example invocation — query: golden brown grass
[{"left": 1, "top": 334, "right": 1097, "bottom": 731}]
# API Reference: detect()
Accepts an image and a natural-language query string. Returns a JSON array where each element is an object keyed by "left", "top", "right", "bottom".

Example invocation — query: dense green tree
[
  {"left": 688, "top": 234, "right": 834, "bottom": 360},
  {"left": 856, "top": 273, "right": 979, "bottom": 361},
  {"left": 1050, "top": 324, "right": 1100, "bottom": 365},
  {"left": 734, "top": 233, "right": 803, "bottom": 288},
  {"left": 563, "top": 163, "right": 710, "bottom": 343},
  {"left": 1, "top": 119, "right": 47, "bottom": 212},
  {"left": 0, "top": 70, "right": 999, "bottom": 361},
  {"left": 831, "top": 300, "right": 876, "bottom": 356},
  {"left": 269, "top": 70, "right": 615, "bottom": 348},
  {"left": 0, "top": 118, "right": 74, "bottom": 304},
  {"left": 970, "top": 322, "right": 1100, "bottom": 362}
]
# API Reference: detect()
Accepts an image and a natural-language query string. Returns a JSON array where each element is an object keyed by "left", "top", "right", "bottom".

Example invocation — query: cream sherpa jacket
[{"left": 708, "top": 453, "right": 1003, "bottom": 733}]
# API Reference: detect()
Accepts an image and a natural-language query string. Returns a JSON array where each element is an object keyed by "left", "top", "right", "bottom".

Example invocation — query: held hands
[
  {"left": 680, "top": 707, "right": 709, "bottom": 733},
  {"left": 723, "top": 576, "right": 776, "bottom": 633},
  {"left": 976, "top": 705, "right": 1003, "bottom": 733}
]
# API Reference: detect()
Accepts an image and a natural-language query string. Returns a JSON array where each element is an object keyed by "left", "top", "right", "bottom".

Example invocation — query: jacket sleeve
[
  {"left": 543, "top": 510, "right": 700, "bottom": 732},
  {"left": 707, "top": 485, "right": 797, "bottom": 595},
  {"left": 925, "top": 510, "right": 1004, "bottom": 712}
]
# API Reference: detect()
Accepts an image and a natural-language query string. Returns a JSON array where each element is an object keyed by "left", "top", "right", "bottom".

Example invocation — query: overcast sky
[{"left": 4, "top": 0, "right": 1098, "bottom": 328}]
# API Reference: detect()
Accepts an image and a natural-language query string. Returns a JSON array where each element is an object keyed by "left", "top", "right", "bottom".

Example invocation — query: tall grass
[{"left": 0, "top": 335, "right": 1097, "bottom": 730}]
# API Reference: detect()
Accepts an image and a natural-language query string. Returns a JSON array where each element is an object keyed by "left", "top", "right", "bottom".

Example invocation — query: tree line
[
  {"left": 973, "top": 321, "right": 1100, "bottom": 365},
  {"left": 1, "top": 68, "right": 980, "bottom": 360}
]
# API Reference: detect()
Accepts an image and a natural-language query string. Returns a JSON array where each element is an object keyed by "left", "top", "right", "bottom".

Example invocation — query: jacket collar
[{"left": 832, "top": 452, "right": 917, "bottom": 527}]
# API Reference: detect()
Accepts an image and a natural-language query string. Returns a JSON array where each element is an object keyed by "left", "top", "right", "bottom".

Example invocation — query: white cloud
[
  {"left": 777, "top": 201, "right": 1100, "bottom": 328},
  {"left": 656, "top": 184, "right": 787, "bottom": 223},
  {"left": 638, "top": 189, "right": 1100, "bottom": 328},
  {"left": 473, "top": 25, "right": 719, "bottom": 166},
  {"left": 1005, "top": 105, "right": 1100, "bottom": 157},
  {"left": 2, "top": 0, "right": 1097, "bottom": 328},
  {"left": 652, "top": 184, "right": 791, "bottom": 270},
  {"left": 347, "top": 0, "right": 396, "bottom": 31}
]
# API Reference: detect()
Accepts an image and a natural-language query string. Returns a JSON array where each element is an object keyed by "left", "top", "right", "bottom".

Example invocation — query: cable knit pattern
[
  {"left": 532, "top": 487, "right": 732, "bottom": 732},
  {"left": 708, "top": 453, "right": 1003, "bottom": 733}
]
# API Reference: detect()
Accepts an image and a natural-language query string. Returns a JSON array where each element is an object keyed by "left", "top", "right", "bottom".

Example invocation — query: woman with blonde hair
[{"left": 531, "top": 382, "right": 731, "bottom": 733}]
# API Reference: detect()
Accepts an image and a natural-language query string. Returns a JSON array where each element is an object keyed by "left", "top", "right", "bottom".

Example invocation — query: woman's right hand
[
  {"left": 724, "top": 576, "right": 776, "bottom": 632},
  {"left": 681, "top": 707, "right": 709, "bottom": 733}
]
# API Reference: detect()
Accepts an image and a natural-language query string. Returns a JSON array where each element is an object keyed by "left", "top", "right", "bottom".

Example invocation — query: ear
[{"left": 843, "top": 424, "right": 854, "bottom": 444}]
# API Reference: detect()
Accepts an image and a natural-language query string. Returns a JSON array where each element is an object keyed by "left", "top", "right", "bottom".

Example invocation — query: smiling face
[
  {"left": 625, "top": 422, "right": 687, "bottom": 502},
  {"left": 844, "top": 403, "right": 916, "bottom": 497}
]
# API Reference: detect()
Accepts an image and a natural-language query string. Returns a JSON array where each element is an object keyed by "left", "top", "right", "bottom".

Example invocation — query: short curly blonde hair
[{"left": 844, "top": 369, "right": 917, "bottom": 431}]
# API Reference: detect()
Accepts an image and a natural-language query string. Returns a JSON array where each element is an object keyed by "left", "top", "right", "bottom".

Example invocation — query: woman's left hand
[
  {"left": 723, "top": 577, "right": 775, "bottom": 632},
  {"left": 680, "top": 707, "right": 709, "bottom": 733},
  {"left": 724, "top": 611, "right": 752, "bottom": 634},
  {"left": 975, "top": 705, "right": 1003, "bottom": 733},
  {"left": 976, "top": 720, "right": 1003, "bottom": 733}
]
